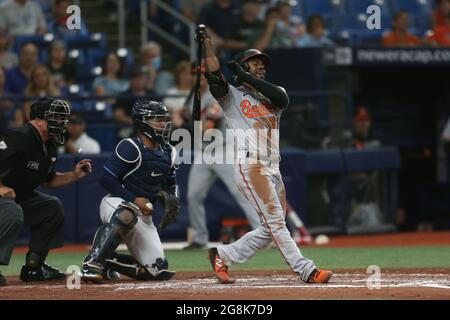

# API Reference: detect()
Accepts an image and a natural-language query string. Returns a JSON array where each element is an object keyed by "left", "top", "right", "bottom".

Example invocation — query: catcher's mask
[
  {"left": 132, "top": 100, "right": 172, "bottom": 144},
  {"left": 30, "top": 97, "right": 71, "bottom": 145}
]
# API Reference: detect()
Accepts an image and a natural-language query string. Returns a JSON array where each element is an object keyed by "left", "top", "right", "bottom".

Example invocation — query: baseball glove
[{"left": 158, "top": 190, "right": 180, "bottom": 230}]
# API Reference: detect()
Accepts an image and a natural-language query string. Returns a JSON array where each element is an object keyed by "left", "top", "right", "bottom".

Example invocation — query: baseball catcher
[{"left": 80, "top": 100, "right": 180, "bottom": 282}]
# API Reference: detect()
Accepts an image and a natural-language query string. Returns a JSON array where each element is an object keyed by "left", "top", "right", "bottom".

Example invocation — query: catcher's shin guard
[
  {"left": 82, "top": 203, "right": 139, "bottom": 282},
  {"left": 90, "top": 203, "right": 139, "bottom": 263},
  {"left": 105, "top": 253, "right": 175, "bottom": 281}
]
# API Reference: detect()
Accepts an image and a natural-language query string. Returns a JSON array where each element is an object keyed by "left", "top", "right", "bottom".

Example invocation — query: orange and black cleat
[
  {"left": 307, "top": 269, "right": 333, "bottom": 284},
  {"left": 208, "top": 248, "right": 236, "bottom": 284}
]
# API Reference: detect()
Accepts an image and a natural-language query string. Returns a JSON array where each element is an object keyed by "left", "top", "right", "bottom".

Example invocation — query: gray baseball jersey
[{"left": 218, "top": 84, "right": 282, "bottom": 165}]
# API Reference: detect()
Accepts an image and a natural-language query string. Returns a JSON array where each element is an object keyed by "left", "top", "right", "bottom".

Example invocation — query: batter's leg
[
  {"left": 219, "top": 164, "right": 316, "bottom": 282},
  {"left": 187, "top": 164, "right": 217, "bottom": 246},
  {"left": 214, "top": 163, "right": 261, "bottom": 230}
]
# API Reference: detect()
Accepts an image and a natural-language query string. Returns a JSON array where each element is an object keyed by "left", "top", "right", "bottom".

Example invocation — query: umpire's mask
[{"left": 30, "top": 97, "right": 71, "bottom": 145}]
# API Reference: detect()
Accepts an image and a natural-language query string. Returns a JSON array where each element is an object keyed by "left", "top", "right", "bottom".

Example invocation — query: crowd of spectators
[{"left": 0, "top": 0, "right": 449, "bottom": 139}]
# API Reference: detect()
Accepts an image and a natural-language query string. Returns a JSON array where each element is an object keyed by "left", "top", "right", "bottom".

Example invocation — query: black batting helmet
[
  {"left": 132, "top": 100, "right": 172, "bottom": 144},
  {"left": 233, "top": 49, "right": 271, "bottom": 70},
  {"left": 30, "top": 97, "right": 71, "bottom": 145}
]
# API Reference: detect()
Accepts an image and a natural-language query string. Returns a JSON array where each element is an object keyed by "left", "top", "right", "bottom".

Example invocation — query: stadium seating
[
  {"left": 390, "top": 0, "right": 432, "bottom": 14},
  {"left": 302, "top": 0, "right": 343, "bottom": 17},
  {"left": 344, "top": 0, "right": 391, "bottom": 15}
]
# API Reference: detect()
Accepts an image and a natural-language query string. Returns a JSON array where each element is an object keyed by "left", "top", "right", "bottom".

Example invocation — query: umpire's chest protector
[{"left": 121, "top": 137, "right": 175, "bottom": 201}]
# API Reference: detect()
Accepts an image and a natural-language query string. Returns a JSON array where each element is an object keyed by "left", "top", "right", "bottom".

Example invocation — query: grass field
[{"left": 2, "top": 245, "right": 450, "bottom": 276}]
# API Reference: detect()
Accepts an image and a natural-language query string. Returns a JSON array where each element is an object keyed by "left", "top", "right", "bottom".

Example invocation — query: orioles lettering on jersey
[{"left": 240, "top": 99, "right": 273, "bottom": 119}]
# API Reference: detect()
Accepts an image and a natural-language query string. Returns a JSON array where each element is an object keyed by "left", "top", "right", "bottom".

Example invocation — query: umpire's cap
[{"left": 233, "top": 49, "right": 271, "bottom": 68}]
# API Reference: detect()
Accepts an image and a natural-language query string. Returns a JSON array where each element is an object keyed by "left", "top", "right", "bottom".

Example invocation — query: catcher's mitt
[{"left": 158, "top": 190, "right": 180, "bottom": 230}]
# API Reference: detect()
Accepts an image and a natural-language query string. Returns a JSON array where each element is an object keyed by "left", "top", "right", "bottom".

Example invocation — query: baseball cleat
[
  {"left": 80, "top": 259, "right": 105, "bottom": 283},
  {"left": 208, "top": 247, "right": 235, "bottom": 284},
  {"left": 104, "top": 268, "right": 121, "bottom": 281},
  {"left": 20, "top": 263, "right": 66, "bottom": 282},
  {"left": 307, "top": 269, "right": 333, "bottom": 284}
]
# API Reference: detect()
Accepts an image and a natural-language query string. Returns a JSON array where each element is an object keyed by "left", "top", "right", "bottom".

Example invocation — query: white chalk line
[{"left": 2, "top": 274, "right": 450, "bottom": 292}]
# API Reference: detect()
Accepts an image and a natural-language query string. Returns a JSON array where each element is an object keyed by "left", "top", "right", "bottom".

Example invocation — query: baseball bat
[{"left": 192, "top": 25, "right": 204, "bottom": 123}]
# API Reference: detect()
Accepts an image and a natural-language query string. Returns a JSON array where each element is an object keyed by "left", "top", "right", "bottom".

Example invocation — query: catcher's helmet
[
  {"left": 132, "top": 100, "right": 172, "bottom": 144},
  {"left": 30, "top": 97, "right": 71, "bottom": 145},
  {"left": 233, "top": 49, "right": 271, "bottom": 70}
]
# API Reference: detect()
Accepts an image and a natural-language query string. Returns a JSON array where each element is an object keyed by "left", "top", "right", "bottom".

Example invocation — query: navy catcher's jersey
[{"left": 104, "top": 137, "right": 177, "bottom": 203}]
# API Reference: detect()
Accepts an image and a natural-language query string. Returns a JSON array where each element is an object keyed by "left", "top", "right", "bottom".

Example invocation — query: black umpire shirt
[{"left": 0, "top": 123, "right": 57, "bottom": 202}]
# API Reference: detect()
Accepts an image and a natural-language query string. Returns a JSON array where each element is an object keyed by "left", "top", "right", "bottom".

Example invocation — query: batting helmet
[
  {"left": 233, "top": 49, "right": 271, "bottom": 70},
  {"left": 132, "top": 100, "right": 172, "bottom": 144}
]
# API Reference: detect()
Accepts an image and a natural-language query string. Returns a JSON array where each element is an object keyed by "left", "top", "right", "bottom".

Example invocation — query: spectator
[
  {"left": 163, "top": 61, "right": 194, "bottom": 114},
  {"left": 225, "top": 0, "right": 266, "bottom": 53},
  {"left": 114, "top": 66, "right": 156, "bottom": 126},
  {"left": 0, "top": 0, "right": 47, "bottom": 36},
  {"left": 382, "top": 11, "right": 422, "bottom": 47},
  {"left": 47, "top": 0, "right": 89, "bottom": 36},
  {"left": 275, "top": 0, "right": 305, "bottom": 44},
  {"left": 197, "top": 0, "right": 241, "bottom": 50},
  {"left": 322, "top": 108, "right": 384, "bottom": 229},
  {"left": 431, "top": 0, "right": 450, "bottom": 28},
  {"left": 17, "top": 64, "right": 60, "bottom": 125},
  {"left": 93, "top": 52, "right": 129, "bottom": 97},
  {"left": 0, "top": 67, "right": 15, "bottom": 130},
  {"left": 297, "top": 14, "right": 334, "bottom": 47},
  {"left": 427, "top": 12, "right": 450, "bottom": 46},
  {"left": 0, "top": 32, "right": 18, "bottom": 70},
  {"left": 181, "top": 0, "right": 210, "bottom": 22},
  {"left": 4, "top": 43, "right": 39, "bottom": 95},
  {"left": 60, "top": 113, "right": 101, "bottom": 154},
  {"left": 253, "top": 5, "right": 295, "bottom": 51},
  {"left": 45, "top": 40, "right": 76, "bottom": 90},
  {"left": 139, "top": 41, "right": 173, "bottom": 96}
]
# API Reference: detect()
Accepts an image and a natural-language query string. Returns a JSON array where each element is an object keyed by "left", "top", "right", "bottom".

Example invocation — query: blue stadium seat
[
  {"left": 85, "top": 123, "right": 120, "bottom": 152},
  {"left": 62, "top": 33, "right": 107, "bottom": 50},
  {"left": 345, "top": 0, "right": 390, "bottom": 15},
  {"left": 302, "top": 0, "right": 343, "bottom": 17},
  {"left": 331, "top": 13, "right": 392, "bottom": 31},
  {"left": 390, "top": 0, "right": 432, "bottom": 14},
  {"left": 12, "top": 35, "right": 47, "bottom": 54}
]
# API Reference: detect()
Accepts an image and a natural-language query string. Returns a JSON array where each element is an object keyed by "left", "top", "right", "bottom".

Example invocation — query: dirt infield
[{"left": 1, "top": 269, "right": 449, "bottom": 300}]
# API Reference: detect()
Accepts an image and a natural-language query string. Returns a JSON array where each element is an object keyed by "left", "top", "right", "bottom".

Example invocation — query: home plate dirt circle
[{"left": 1, "top": 270, "right": 450, "bottom": 299}]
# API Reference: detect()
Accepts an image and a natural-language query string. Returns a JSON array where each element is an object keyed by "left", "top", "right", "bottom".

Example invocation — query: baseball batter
[{"left": 196, "top": 25, "right": 332, "bottom": 284}]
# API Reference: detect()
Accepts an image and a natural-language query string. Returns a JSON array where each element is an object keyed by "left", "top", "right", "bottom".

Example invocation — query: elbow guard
[{"left": 205, "top": 70, "right": 228, "bottom": 100}]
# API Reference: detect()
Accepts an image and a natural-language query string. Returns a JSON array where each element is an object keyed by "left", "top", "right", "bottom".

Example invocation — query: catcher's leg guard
[
  {"left": 82, "top": 203, "right": 139, "bottom": 282},
  {"left": 105, "top": 253, "right": 175, "bottom": 281}
]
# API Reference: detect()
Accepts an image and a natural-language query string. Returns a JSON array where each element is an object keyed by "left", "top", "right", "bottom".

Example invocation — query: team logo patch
[
  {"left": 0, "top": 140, "right": 7, "bottom": 149},
  {"left": 240, "top": 100, "right": 272, "bottom": 119},
  {"left": 27, "top": 161, "right": 40, "bottom": 171}
]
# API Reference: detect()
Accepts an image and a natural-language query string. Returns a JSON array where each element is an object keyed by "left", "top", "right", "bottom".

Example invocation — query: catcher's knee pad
[{"left": 88, "top": 203, "right": 139, "bottom": 263}]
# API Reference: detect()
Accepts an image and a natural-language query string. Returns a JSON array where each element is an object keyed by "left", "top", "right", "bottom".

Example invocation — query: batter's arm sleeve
[{"left": 238, "top": 72, "right": 289, "bottom": 110}]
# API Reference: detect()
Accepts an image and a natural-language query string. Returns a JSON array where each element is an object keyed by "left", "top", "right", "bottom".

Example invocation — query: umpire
[{"left": 0, "top": 97, "right": 92, "bottom": 286}]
